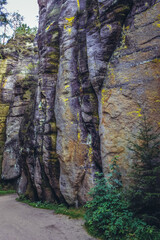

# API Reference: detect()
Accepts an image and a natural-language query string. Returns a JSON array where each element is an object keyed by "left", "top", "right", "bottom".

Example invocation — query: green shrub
[{"left": 84, "top": 158, "right": 160, "bottom": 239}]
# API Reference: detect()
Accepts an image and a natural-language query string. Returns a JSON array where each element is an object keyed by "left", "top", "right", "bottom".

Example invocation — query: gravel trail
[{"left": 0, "top": 194, "right": 96, "bottom": 240}]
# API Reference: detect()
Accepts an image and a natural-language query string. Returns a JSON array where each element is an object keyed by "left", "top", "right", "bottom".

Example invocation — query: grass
[
  {"left": 0, "top": 184, "right": 16, "bottom": 195},
  {"left": 0, "top": 190, "right": 16, "bottom": 195},
  {"left": 16, "top": 195, "right": 85, "bottom": 219}
]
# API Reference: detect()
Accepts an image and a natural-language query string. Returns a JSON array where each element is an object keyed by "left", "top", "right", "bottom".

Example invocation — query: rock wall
[
  {"left": 0, "top": 34, "right": 38, "bottom": 183},
  {"left": 1, "top": 0, "right": 160, "bottom": 205}
]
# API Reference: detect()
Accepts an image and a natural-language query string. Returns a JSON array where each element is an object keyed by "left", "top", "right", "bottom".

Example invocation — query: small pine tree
[{"left": 128, "top": 117, "right": 160, "bottom": 227}]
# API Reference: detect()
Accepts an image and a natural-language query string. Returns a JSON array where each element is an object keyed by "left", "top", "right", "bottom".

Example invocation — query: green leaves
[{"left": 15, "top": 24, "right": 37, "bottom": 35}]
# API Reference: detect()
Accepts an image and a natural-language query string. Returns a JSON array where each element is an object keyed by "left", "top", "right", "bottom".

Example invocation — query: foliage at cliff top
[
  {"left": 0, "top": 1, "right": 37, "bottom": 44},
  {"left": 15, "top": 24, "right": 37, "bottom": 36},
  {"left": 0, "top": 0, "right": 8, "bottom": 26}
]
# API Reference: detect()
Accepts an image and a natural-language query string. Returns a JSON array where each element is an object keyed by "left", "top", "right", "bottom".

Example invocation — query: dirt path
[{"left": 0, "top": 194, "right": 96, "bottom": 240}]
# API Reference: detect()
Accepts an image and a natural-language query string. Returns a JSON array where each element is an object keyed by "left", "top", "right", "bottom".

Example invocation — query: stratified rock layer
[{"left": 1, "top": 0, "right": 160, "bottom": 205}]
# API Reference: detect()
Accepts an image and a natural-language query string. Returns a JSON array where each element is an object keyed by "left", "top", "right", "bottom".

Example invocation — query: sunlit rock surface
[{"left": 0, "top": 0, "right": 160, "bottom": 205}]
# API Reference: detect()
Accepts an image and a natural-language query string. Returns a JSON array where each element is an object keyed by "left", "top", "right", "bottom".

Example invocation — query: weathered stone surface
[
  {"left": 54, "top": 0, "right": 101, "bottom": 205},
  {"left": 0, "top": 57, "right": 10, "bottom": 174},
  {"left": 99, "top": 0, "right": 160, "bottom": 181},
  {"left": 0, "top": 34, "right": 38, "bottom": 180},
  {"left": 0, "top": 0, "right": 160, "bottom": 205}
]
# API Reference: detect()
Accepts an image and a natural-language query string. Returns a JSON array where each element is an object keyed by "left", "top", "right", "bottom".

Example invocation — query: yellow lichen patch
[
  {"left": 50, "top": 122, "right": 57, "bottom": 133},
  {"left": 154, "top": 15, "right": 160, "bottom": 28},
  {"left": 106, "top": 24, "right": 112, "bottom": 31},
  {"left": 153, "top": 16, "right": 160, "bottom": 28},
  {"left": 101, "top": 89, "right": 111, "bottom": 105},
  {"left": 127, "top": 108, "right": 142, "bottom": 118},
  {"left": 0, "top": 123, "right": 5, "bottom": 134},
  {"left": 88, "top": 146, "right": 93, "bottom": 163},
  {"left": 67, "top": 28, "right": 72, "bottom": 34},
  {"left": 116, "top": 26, "right": 128, "bottom": 52},
  {"left": 0, "top": 117, "right": 6, "bottom": 123},
  {"left": 77, "top": 0, "right": 80, "bottom": 10},
  {"left": 65, "top": 17, "right": 75, "bottom": 26},
  {"left": 77, "top": 132, "right": 81, "bottom": 141},
  {"left": 64, "top": 16, "right": 75, "bottom": 34},
  {"left": 77, "top": 112, "right": 80, "bottom": 121},
  {"left": 152, "top": 58, "right": 160, "bottom": 63},
  {"left": 65, "top": 85, "right": 70, "bottom": 89},
  {"left": 51, "top": 134, "right": 56, "bottom": 149},
  {"left": 46, "top": 21, "right": 54, "bottom": 31},
  {"left": 2, "top": 78, "right": 7, "bottom": 88},
  {"left": 0, "top": 104, "right": 10, "bottom": 116},
  {"left": 0, "top": 104, "right": 9, "bottom": 136},
  {"left": 25, "top": 63, "right": 34, "bottom": 71},
  {"left": 100, "top": 4, "right": 105, "bottom": 10},
  {"left": 0, "top": 59, "right": 7, "bottom": 84},
  {"left": 64, "top": 98, "right": 69, "bottom": 102},
  {"left": 121, "top": 34, "right": 127, "bottom": 49}
]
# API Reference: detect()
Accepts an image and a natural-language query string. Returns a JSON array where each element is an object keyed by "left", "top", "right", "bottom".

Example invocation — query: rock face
[
  {"left": 1, "top": 0, "right": 160, "bottom": 205},
  {"left": 0, "top": 34, "right": 38, "bottom": 182}
]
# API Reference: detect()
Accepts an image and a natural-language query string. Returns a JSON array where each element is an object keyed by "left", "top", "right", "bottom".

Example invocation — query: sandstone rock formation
[
  {"left": 0, "top": 0, "right": 160, "bottom": 206},
  {"left": 0, "top": 34, "right": 38, "bottom": 183}
]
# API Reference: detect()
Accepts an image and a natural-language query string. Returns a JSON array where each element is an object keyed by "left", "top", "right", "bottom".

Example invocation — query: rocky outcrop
[
  {"left": 0, "top": 58, "right": 9, "bottom": 177},
  {"left": 99, "top": 0, "right": 160, "bottom": 180},
  {"left": 1, "top": 0, "right": 160, "bottom": 205},
  {"left": 0, "top": 34, "right": 38, "bottom": 182}
]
